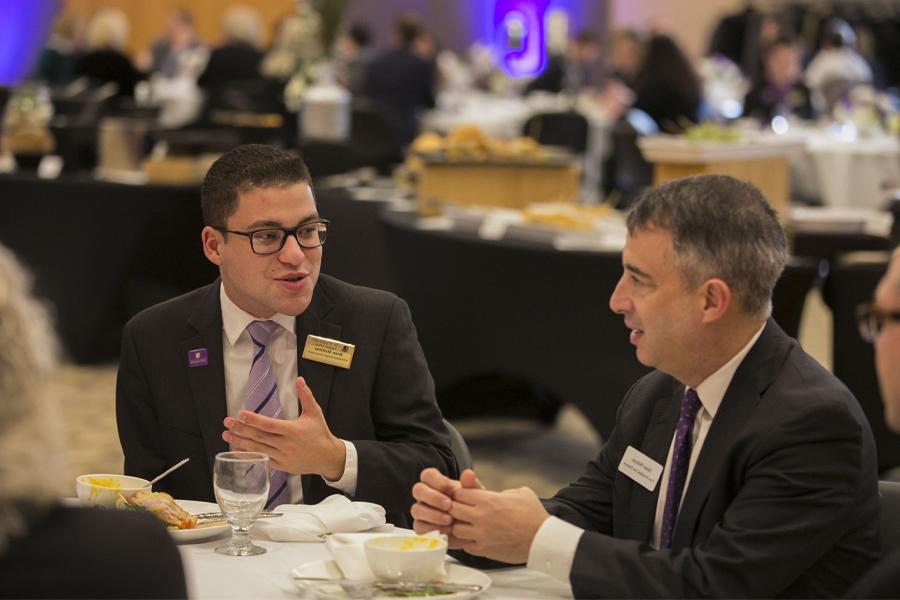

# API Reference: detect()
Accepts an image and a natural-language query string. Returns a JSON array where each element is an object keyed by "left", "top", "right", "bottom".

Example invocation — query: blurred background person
[
  {"left": 524, "top": 31, "right": 601, "bottom": 95},
  {"left": 631, "top": 34, "right": 703, "bottom": 132},
  {"left": 606, "top": 28, "right": 643, "bottom": 87},
  {"left": 31, "top": 10, "right": 81, "bottom": 87},
  {"left": 805, "top": 18, "right": 873, "bottom": 114},
  {"left": 364, "top": 14, "right": 436, "bottom": 144},
  {"left": 742, "top": 35, "right": 814, "bottom": 123},
  {"left": 74, "top": 7, "right": 143, "bottom": 98},
  {"left": 848, "top": 248, "right": 900, "bottom": 597},
  {"left": 0, "top": 243, "right": 186, "bottom": 599},
  {"left": 334, "top": 23, "right": 374, "bottom": 97},
  {"left": 138, "top": 9, "right": 207, "bottom": 81},
  {"left": 198, "top": 4, "right": 264, "bottom": 93}
]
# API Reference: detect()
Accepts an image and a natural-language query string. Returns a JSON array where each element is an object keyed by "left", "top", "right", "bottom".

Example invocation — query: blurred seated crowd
[{"left": 6, "top": 2, "right": 900, "bottom": 197}]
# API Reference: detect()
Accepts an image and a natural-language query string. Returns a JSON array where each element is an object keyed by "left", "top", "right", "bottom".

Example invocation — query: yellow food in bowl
[{"left": 84, "top": 476, "right": 123, "bottom": 489}]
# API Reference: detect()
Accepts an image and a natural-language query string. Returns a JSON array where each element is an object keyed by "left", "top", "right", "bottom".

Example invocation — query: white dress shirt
[
  {"left": 220, "top": 284, "right": 358, "bottom": 503},
  {"left": 527, "top": 324, "right": 765, "bottom": 582}
]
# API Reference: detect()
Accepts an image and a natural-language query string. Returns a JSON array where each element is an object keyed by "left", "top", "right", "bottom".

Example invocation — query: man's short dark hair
[
  {"left": 201, "top": 144, "right": 312, "bottom": 227},
  {"left": 626, "top": 175, "right": 788, "bottom": 319}
]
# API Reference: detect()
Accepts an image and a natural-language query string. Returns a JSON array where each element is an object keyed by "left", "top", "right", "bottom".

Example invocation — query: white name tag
[{"left": 618, "top": 446, "right": 663, "bottom": 492}]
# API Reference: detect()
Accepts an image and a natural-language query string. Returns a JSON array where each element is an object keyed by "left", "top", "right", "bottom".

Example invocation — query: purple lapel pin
[{"left": 188, "top": 348, "right": 208, "bottom": 367}]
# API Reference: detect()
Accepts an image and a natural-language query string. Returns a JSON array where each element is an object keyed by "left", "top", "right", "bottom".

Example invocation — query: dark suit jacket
[
  {"left": 0, "top": 504, "right": 186, "bottom": 599},
  {"left": 116, "top": 274, "right": 457, "bottom": 527},
  {"left": 545, "top": 320, "right": 879, "bottom": 598},
  {"left": 847, "top": 547, "right": 900, "bottom": 598}
]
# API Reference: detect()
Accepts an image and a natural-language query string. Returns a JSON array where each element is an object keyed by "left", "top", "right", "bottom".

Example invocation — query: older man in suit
[
  {"left": 412, "top": 175, "right": 879, "bottom": 597},
  {"left": 116, "top": 144, "right": 456, "bottom": 527}
]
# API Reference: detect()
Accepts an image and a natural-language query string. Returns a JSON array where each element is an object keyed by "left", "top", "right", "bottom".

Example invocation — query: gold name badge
[{"left": 302, "top": 335, "right": 355, "bottom": 369}]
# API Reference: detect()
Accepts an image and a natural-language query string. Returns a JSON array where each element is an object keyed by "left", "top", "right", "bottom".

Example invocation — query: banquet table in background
[
  {"left": 178, "top": 534, "right": 572, "bottom": 599},
  {"left": 792, "top": 132, "right": 900, "bottom": 209}
]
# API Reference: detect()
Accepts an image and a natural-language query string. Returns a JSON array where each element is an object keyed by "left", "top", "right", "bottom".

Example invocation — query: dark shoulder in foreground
[{"left": 0, "top": 504, "right": 186, "bottom": 599}]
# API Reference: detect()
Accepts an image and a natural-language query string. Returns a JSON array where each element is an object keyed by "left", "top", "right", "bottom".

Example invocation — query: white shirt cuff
[
  {"left": 322, "top": 439, "right": 358, "bottom": 495},
  {"left": 526, "top": 516, "right": 584, "bottom": 583}
]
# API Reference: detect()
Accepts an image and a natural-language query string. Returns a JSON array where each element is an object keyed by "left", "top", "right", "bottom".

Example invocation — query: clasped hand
[
  {"left": 222, "top": 376, "right": 346, "bottom": 481},
  {"left": 411, "top": 467, "right": 550, "bottom": 564}
]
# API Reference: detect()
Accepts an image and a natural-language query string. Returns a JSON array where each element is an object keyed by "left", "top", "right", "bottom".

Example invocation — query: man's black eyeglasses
[
  {"left": 856, "top": 303, "right": 900, "bottom": 343},
  {"left": 216, "top": 219, "right": 329, "bottom": 255}
]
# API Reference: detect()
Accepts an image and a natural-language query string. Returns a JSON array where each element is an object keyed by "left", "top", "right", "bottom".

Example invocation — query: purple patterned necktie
[
  {"left": 245, "top": 320, "right": 289, "bottom": 509},
  {"left": 659, "top": 388, "right": 702, "bottom": 550}
]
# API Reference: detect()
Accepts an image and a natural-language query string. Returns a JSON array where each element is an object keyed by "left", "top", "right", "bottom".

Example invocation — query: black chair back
[
  {"left": 772, "top": 256, "right": 820, "bottom": 339},
  {"left": 879, "top": 480, "right": 900, "bottom": 554},
  {"left": 826, "top": 252, "right": 900, "bottom": 473},
  {"left": 443, "top": 419, "right": 473, "bottom": 471},
  {"left": 522, "top": 111, "right": 589, "bottom": 154},
  {"left": 349, "top": 100, "right": 405, "bottom": 174}
]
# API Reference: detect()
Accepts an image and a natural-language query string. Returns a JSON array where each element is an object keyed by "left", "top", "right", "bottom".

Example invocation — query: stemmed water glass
[{"left": 213, "top": 451, "right": 270, "bottom": 556}]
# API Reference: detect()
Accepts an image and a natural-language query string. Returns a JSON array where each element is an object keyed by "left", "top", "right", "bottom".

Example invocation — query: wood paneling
[{"left": 63, "top": 0, "right": 295, "bottom": 57}]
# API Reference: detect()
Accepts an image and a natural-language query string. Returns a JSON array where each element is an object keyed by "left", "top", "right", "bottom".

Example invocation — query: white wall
[{"left": 609, "top": 0, "right": 746, "bottom": 58}]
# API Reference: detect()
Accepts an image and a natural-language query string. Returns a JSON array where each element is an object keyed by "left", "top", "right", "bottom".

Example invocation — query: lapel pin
[{"left": 188, "top": 348, "right": 209, "bottom": 368}]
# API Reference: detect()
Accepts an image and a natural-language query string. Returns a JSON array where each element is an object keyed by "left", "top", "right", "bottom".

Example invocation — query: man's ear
[
  {"left": 201, "top": 226, "right": 224, "bottom": 266},
  {"left": 700, "top": 278, "right": 732, "bottom": 323}
]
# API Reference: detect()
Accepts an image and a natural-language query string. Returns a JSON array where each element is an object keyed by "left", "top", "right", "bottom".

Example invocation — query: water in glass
[{"left": 213, "top": 451, "right": 270, "bottom": 556}]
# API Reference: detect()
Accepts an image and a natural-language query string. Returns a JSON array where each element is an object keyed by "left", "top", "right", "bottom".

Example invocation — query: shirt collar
[
  {"left": 219, "top": 282, "right": 296, "bottom": 346},
  {"left": 691, "top": 323, "right": 766, "bottom": 419}
]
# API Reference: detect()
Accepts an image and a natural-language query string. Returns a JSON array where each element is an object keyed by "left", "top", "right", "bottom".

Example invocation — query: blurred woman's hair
[
  {"left": 633, "top": 34, "right": 702, "bottom": 112},
  {"left": 85, "top": 7, "right": 129, "bottom": 51},
  {"left": 222, "top": 4, "right": 263, "bottom": 48},
  {"left": 0, "top": 244, "right": 64, "bottom": 554}
]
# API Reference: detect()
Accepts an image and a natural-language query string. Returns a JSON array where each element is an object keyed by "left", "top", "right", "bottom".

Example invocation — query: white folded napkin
[
  {"left": 325, "top": 530, "right": 447, "bottom": 582},
  {"left": 251, "top": 494, "right": 389, "bottom": 542}
]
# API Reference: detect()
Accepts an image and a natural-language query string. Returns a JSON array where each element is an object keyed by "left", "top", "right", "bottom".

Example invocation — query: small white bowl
[
  {"left": 75, "top": 474, "right": 151, "bottom": 508},
  {"left": 364, "top": 534, "right": 448, "bottom": 582}
]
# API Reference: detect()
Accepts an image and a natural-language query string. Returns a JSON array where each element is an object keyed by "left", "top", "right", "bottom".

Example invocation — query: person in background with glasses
[
  {"left": 116, "top": 144, "right": 457, "bottom": 527},
  {"left": 847, "top": 248, "right": 900, "bottom": 597}
]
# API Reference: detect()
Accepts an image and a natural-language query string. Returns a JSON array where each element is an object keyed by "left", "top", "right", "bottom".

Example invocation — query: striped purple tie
[
  {"left": 659, "top": 388, "right": 702, "bottom": 550},
  {"left": 246, "top": 320, "right": 289, "bottom": 509}
]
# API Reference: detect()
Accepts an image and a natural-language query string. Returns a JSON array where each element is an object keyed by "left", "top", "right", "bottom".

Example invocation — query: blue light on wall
[
  {"left": 492, "top": 0, "right": 549, "bottom": 78},
  {"left": 0, "top": 0, "right": 60, "bottom": 86}
]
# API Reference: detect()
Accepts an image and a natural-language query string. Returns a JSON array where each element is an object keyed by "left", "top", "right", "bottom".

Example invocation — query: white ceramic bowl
[
  {"left": 364, "top": 534, "right": 448, "bottom": 582},
  {"left": 75, "top": 474, "right": 151, "bottom": 508}
]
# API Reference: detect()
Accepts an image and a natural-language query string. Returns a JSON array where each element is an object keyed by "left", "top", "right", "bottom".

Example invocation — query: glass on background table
[{"left": 214, "top": 451, "right": 270, "bottom": 557}]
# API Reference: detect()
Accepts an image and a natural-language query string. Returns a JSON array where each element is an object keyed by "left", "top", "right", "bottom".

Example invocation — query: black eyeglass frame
[
  {"left": 215, "top": 219, "right": 329, "bottom": 255},
  {"left": 856, "top": 302, "right": 900, "bottom": 343}
]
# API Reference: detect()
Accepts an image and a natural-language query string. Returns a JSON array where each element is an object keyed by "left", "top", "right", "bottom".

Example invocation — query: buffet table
[{"left": 178, "top": 533, "right": 572, "bottom": 599}]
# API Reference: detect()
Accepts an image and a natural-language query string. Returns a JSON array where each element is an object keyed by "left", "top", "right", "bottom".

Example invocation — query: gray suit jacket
[
  {"left": 546, "top": 320, "right": 879, "bottom": 597},
  {"left": 116, "top": 274, "right": 457, "bottom": 527}
]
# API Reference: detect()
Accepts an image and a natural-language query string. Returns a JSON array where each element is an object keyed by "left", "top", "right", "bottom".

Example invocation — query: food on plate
[
  {"left": 522, "top": 202, "right": 612, "bottom": 230},
  {"left": 683, "top": 122, "right": 742, "bottom": 142},
  {"left": 117, "top": 490, "right": 198, "bottom": 530},
  {"left": 409, "top": 125, "right": 549, "bottom": 163}
]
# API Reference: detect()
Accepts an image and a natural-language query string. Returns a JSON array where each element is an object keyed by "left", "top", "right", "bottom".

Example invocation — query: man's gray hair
[{"left": 626, "top": 175, "right": 788, "bottom": 319}]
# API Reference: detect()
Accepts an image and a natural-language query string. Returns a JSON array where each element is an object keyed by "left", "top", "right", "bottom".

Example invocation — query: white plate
[
  {"left": 171, "top": 500, "right": 230, "bottom": 543},
  {"left": 291, "top": 560, "right": 490, "bottom": 599}
]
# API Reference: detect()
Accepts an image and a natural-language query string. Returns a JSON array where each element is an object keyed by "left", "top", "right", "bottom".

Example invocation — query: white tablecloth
[{"left": 178, "top": 532, "right": 573, "bottom": 599}]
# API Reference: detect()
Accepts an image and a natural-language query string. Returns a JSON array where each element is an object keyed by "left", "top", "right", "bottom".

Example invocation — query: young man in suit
[
  {"left": 412, "top": 174, "right": 879, "bottom": 597},
  {"left": 847, "top": 248, "right": 900, "bottom": 598},
  {"left": 116, "top": 144, "right": 456, "bottom": 527}
]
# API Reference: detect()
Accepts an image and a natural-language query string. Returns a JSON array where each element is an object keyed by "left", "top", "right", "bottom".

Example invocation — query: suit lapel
[
  {"left": 295, "top": 282, "right": 341, "bottom": 501},
  {"left": 624, "top": 381, "right": 682, "bottom": 542},
  {"left": 671, "top": 319, "right": 791, "bottom": 548},
  {"left": 183, "top": 281, "right": 229, "bottom": 477}
]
